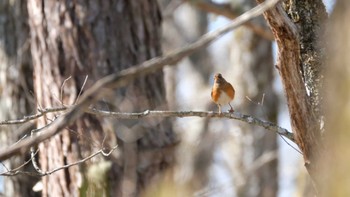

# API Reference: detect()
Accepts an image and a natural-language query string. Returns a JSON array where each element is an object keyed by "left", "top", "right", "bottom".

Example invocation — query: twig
[
  {"left": 30, "top": 147, "right": 43, "bottom": 174},
  {"left": 0, "top": 149, "right": 39, "bottom": 176},
  {"left": 278, "top": 133, "right": 302, "bottom": 154},
  {"left": 0, "top": 0, "right": 280, "bottom": 162},
  {"left": 60, "top": 76, "right": 72, "bottom": 105},
  {"left": 75, "top": 75, "right": 88, "bottom": 104},
  {"left": 13, "top": 122, "right": 53, "bottom": 148},
  {"left": 0, "top": 107, "right": 66, "bottom": 125},
  {"left": 37, "top": 145, "right": 117, "bottom": 176},
  {"left": 0, "top": 161, "right": 10, "bottom": 172},
  {"left": 30, "top": 130, "right": 43, "bottom": 174},
  {"left": 0, "top": 145, "right": 117, "bottom": 176}
]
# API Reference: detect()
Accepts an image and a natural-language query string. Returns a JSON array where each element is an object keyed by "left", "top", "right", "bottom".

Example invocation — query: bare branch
[
  {"left": 37, "top": 145, "right": 118, "bottom": 176},
  {"left": 1, "top": 106, "right": 294, "bottom": 142},
  {"left": 0, "top": 0, "right": 280, "bottom": 161},
  {"left": 0, "top": 107, "right": 66, "bottom": 125},
  {"left": 30, "top": 130, "right": 43, "bottom": 174},
  {"left": 75, "top": 75, "right": 88, "bottom": 104},
  {"left": 0, "top": 149, "right": 39, "bottom": 176},
  {"left": 30, "top": 147, "right": 43, "bottom": 174},
  {"left": 86, "top": 108, "right": 294, "bottom": 142},
  {"left": 190, "top": 0, "right": 274, "bottom": 40},
  {"left": 60, "top": 76, "right": 72, "bottom": 105},
  {"left": 0, "top": 145, "right": 118, "bottom": 176}
]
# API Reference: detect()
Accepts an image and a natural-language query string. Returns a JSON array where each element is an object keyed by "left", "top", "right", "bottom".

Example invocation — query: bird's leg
[
  {"left": 218, "top": 104, "right": 222, "bottom": 114},
  {"left": 228, "top": 103, "right": 234, "bottom": 113}
]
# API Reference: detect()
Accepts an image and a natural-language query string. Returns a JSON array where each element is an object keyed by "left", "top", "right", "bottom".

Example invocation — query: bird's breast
[{"left": 216, "top": 90, "right": 233, "bottom": 105}]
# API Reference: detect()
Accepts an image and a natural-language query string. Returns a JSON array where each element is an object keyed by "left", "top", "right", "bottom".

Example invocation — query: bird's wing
[{"left": 226, "top": 84, "right": 235, "bottom": 99}]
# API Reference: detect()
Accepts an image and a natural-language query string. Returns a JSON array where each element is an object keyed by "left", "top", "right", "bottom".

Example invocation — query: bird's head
[{"left": 214, "top": 73, "right": 225, "bottom": 83}]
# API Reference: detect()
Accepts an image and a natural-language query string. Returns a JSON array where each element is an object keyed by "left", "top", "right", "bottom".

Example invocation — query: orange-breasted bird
[{"left": 211, "top": 73, "right": 235, "bottom": 113}]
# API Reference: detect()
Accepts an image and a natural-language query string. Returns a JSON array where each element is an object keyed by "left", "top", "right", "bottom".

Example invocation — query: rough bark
[
  {"left": 284, "top": 0, "right": 327, "bottom": 118},
  {"left": 256, "top": 0, "right": 326, "bottom": 190},
  {"left": 0, "top": 0, "right": 38, "bottom": 196},
  {"left": 27, "top": 0, "right": 176, "bottom": 196}
]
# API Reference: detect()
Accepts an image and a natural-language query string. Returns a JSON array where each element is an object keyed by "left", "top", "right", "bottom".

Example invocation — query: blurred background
[
  {"left": 158, "top": 0, "right": 334, "bottom": 196},
  {"left": 0, "top": 0, "right": 335, "bottom": 196}
]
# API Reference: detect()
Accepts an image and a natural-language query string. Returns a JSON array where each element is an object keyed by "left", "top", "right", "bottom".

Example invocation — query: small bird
[{"left": 211, "top": 73, "right": 235, "bottom": 113}]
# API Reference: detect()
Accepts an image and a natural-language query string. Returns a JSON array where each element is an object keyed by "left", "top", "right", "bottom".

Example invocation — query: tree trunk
[
  {"left": 27, "top": 0, "right": 176, "bottom": 196},
  {"left": 256, "top": 0, "right": 327, "bottom": 191},
  {"left": 0, "top": 0, "right": 38, "bottom": 196}
]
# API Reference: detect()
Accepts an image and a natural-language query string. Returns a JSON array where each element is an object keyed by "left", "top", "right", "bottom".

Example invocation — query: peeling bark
[{"left": 256, "top": 0, "right": 326, "bottom": 191}]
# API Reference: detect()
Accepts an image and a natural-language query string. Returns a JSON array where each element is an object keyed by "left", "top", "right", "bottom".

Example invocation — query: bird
[{"left": 211, "top": 73, "right": 235, "bottom": 113}]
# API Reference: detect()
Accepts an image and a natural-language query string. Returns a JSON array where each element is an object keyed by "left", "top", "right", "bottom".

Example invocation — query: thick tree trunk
[
  {"left": 256, "top": 0, "right": 326, "bottom": 191},
  {"left": 27, "top": 0, "right": 176, "bottom": 196},
  {"left": 0, "top": 0, "right": 38, "bottom": 196}
]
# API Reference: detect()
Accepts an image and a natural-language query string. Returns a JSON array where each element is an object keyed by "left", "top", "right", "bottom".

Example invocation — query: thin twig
[
  {"left": 13, "top": 122, "right": 53, "bottom": 147},
  {"left": 278, "top": 134, "right": 302, "bottom": 154},
  {"left": 30, "top": 130, "right": 43, "bottom": 174},
  {"left": 30, "top": 147, "right": 43, "bottom": 174},
  {"left": 38, "top": 145, "right": 118, "bottom": 176},
  {"left": 0, "top": 149, "right": 39, "bottom": 176},
  {"left": 13, "top": 150, "right": 39, "bottom": 172},
  {"left": 0, "top": 161, "right": 10, "bottom": 172},
  {"left": 0, "top": 107, "right": 66, "bottom": 125},
  {"left": 0, "top": 145, "right": 117, "bottom": 176},
  {"left": 0, "top": 0, "right": 280, "bottom": 162},
  {"left": 75, "top": 75, "right": 88, "bottom": 104},
  {"left": 60, "top": 76, "right": 72, "bottom": 105}
]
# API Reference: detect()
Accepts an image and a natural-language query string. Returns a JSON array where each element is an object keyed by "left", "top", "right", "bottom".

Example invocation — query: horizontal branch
[
  {"left": 87, "top": 108, "right": 294, "bottom": 142},
  {"left": 0, "top": 105, "right": 294, "bottom": 142},
  {"left": 0, "top": 0, "right": 280, "bottom": 161},
  {"left": 0, "top": 107, "right": 66, "bottom": 125}
]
